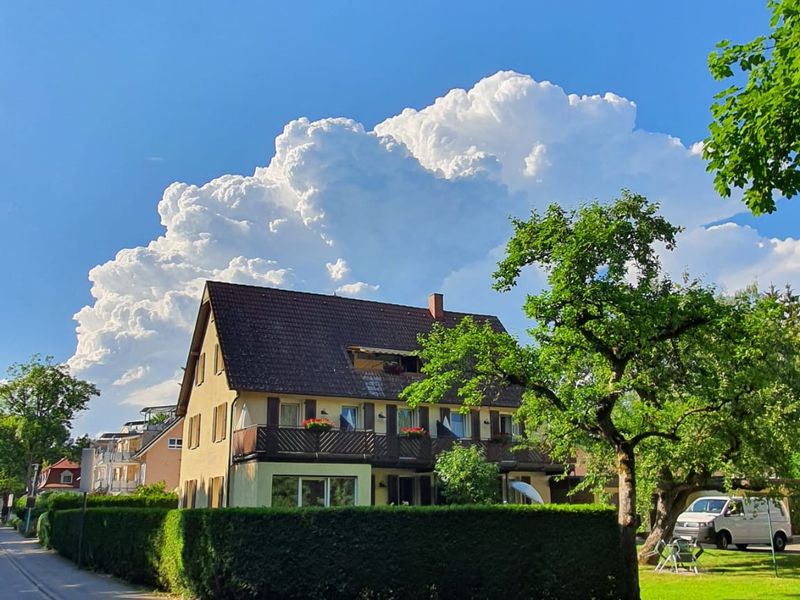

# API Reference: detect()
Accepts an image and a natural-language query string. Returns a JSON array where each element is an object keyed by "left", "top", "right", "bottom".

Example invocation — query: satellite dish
[{"left": 510, "top": 481, "right": 544, "bottom": 504}]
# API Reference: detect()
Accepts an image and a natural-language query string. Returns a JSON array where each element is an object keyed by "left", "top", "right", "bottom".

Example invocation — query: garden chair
[
  {"left": 664, "top": 538, "right": 703, "bottom": 574},
  {"left": 653, "top": 539, "right": 673, "bottom": 573}
]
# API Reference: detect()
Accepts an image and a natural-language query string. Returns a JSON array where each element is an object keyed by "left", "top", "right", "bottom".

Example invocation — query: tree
[
  {"left": 0, "top": 355, "right": 98, "bottom": 495},
  {"left": 627, "top": 286, "right": 800, "bottom": 561},
  {"left": 705, "top": 0, "right": 800, "bottom": 214},
  {"left": 403, "top": 192, "right": 731, "bottom": 600},
  {"left": 434, "top": 444, "right": 499, "bottom": 504}
]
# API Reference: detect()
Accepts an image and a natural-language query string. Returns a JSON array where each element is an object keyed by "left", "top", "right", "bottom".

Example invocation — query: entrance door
[{"left": 398, "top": 477, "right": 415, "bottom": 505}]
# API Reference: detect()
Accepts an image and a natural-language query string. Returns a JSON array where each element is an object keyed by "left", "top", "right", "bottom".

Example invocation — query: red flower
[
  {"left": 400, "top": 426, "right": 427, "bottom": 437},
  {"left": 302, "top": 418, "right": 335, "bottom": 430}
]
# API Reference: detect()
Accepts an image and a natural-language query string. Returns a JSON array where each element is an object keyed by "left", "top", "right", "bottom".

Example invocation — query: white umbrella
[
  {"left": 511, "top": 481, "right": 545, "bottom": 504},
  {"left": 236, "top": 402, "right": 251, "bottom": 429}
]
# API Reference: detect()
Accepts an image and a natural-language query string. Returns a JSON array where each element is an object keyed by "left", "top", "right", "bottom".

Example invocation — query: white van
[{"left": 673, "top": 495, "right": 792, "bottom": 552}]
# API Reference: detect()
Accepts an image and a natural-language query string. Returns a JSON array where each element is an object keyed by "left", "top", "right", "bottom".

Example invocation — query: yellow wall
[
  {"left": 178, "top": 294, "right": 237, "bottom": 508},
  {"left": 231, "top": 461, "right": 371, "bottom": 507},
  {"left": 140, "top": 418, "right": 184, "bottom": 492}
]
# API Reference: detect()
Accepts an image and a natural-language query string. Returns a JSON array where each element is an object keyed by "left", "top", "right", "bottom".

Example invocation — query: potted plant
[
  {"left": 303, "top": 418, "right": 335, "bottom": 431},
  {"left": 400, "top": 426, "right": 427, "bottom": 438}
]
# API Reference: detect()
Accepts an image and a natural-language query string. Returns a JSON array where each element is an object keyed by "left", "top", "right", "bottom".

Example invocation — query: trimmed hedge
[{"left": 50, "top": 504, "right": 628, "bottom": 599}]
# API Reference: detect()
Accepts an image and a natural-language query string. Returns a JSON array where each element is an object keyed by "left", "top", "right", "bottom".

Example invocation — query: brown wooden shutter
[
  {"left": 387, "top": 475, "right": 399, "bottom": 505},
  {"left": 364, "top": 402, "right": 375, "bottom": 430},
  {"left": 518, "top": 418, "right": 526, "bottom": 439},
  {"left": 371, "top": 475, "right": 376, "bottom": 506},
  {"left": 471, "top": 410, "right": 481, "bottom": 441},
  {"left": 304, "top": 399, "right": 316, "bottom": 420},
  {"left": 419, "top": 476, "right": 432, "bottom": 505},
  {"left": 267, "top": 397, "right": 280, "bottom": 427},
  {"left": 418, "top": 406, "right": 429, "bottom": 432},
  {"left": 439, "top": 407, "right": 450, "bottom": 422},
  {"left": 489, "top": 410, "right": 500, "bottom": 436},
  {"left": 386, "top": 404, "right": 398, "bottom": 436}
]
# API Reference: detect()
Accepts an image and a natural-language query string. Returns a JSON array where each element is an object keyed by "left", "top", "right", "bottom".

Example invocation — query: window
[
  {"left": 340, "top": 406, "right": 359, "bottom": 431},
  {"left": 212, "top": 403, "right": 227, "bottom": 442},
  {"left": 60, "top": 471, "right": 73, "bottom": 484},
  {"left": 499, "top": 414, "right": 519, "bottom": 437},
  {"left": 187, "top": 414, "right": 202, "bottom": 449},
  {"left": 168, "top": 438, "right": 182, "bottom": 450},
  {"left": 271, "top": 476, "right": 357, "bottom": 507},
  {"left": 449, "top": 412, "right": 471, "bottom": 438},
  {"left": 398, "top": 408, "right": 418, "bottom": 432},
  {"left": 280, "top": 403, "right": 300, "bottom": 427},
  {"left": 209, "top": 476, "right": 224, "bottom": 509},
  {"left": 184, "top": 480, "right": 197, "bottom": 509},
  {"left": 214, "top": 343, "right": 224, "bottom": 374},
  {"left": 195, "top": 352, "right": 206, "bottom": 386}
]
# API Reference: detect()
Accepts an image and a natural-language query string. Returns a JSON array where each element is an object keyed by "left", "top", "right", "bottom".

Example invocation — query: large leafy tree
[
  {"left": 434, "top": 445, "right": 500, "bottom": 504},
  {"left": 404, "top": 192, "right": 734, "bottom": 600},
  {"left": 0, "top": 355, "right": 98, "bottom": 493},
  {"left": 705, "top": 0, "right": 800, "bottom": 214}
]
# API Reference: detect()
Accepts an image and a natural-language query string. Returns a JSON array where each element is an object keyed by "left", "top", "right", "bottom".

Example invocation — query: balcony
[
  {"left": 232, "top": 425, "right": 559, "bottom": 472},
  {"left": 94, "top": 451, "right": 137, "bottom": 465}
]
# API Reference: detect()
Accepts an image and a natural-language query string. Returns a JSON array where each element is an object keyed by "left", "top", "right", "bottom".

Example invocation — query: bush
[
  {"left": 46, "top": 492, "right": 177, "bottom": 511},
  {"left": 434, "top": 445, "right": 500, "bottom": 504},
  {"left": 37, "top": 511, "right": 52, "bottom": 548},
  {"left": 50, "top": 504, "right": 628, "bottom": 599}
]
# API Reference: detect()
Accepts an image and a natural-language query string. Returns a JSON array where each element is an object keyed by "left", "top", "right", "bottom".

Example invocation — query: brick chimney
[{"left": 428, "top": 293, "right": 444, "bottom": 320}]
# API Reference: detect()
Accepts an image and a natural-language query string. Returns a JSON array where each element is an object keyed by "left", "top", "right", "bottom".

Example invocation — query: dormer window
[
  {"left": 61, "top": 471, "right": 73, "bottom": 485},
  {"left": 347, "top": 346, "right": 421, "bottom": 374}
]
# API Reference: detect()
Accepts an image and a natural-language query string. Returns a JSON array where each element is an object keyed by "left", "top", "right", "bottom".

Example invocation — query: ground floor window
[{"left": 271, "top": 475, "right": 357, "bottom": 507}]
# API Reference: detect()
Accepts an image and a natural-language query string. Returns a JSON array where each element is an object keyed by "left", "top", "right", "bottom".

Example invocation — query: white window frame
[
  {"left": 397, "top": 408, "right": 418, "bottom": 432},
  {"left": 168, "top": 438, "right": 182, "bottom": 450},
  {"left": 60, "top": 471, "right": 73, "bottom": 484},
  {"left": 272, "top": 475, "right": 358, "bottom": 507},
  {"left": 340, "top": 405, "right": 360, "bottom": 431}
]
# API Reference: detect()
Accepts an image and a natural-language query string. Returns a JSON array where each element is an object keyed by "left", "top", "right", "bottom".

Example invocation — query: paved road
[{"left": 0, "top": 527, "right": 164, "bottom": 599}]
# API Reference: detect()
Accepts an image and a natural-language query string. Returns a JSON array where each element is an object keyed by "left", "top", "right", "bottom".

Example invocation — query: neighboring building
[
  {"left": 177, "top": 281, "right": 564, "bottom": 509},
  {"left": 82, "top": 405, "right": 183, "bottom": 494},
  {"left": 37, "top": 458, "right": 81, "bottom": 493}
]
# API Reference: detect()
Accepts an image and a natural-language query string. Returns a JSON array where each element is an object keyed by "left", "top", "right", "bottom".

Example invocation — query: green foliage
[
  {"left": 131, "top": 481, "right": 171, "bottom": 498},
  {"left": 434, "top": 444, "right": 499, "bottom": 504},
  {"left": 0, "top": 355, "right": 98, "bottom": 494},
  {"left": 706, "top": 0, "right": 800, "bottom": 214},
  {"left": 789, "top": 494, "right": 800, "bottom": 535},
  {"left": 37, "top": 511, "right": 53, "bottom": 548},
  {"left": 46, "top": 492, "right": 178, "bottom": 511},
  {"left": 49, "top": 505, "right": 628, "bottom": 600}
]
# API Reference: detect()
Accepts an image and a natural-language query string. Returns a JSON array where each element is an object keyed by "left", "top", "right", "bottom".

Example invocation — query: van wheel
[
  {"left": 735, "top": 544, "right": 748, "bottom": 551},
  {"left": 773, "top": 533, "right": 787, "bottom": 552},
  {"left": 716, "top": 531, "right": 732, "bottom": 550}
]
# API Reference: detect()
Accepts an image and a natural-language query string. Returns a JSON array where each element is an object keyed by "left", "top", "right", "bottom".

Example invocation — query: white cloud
[
  {"left": 69, "top": 70, "right": 800, "bottom": 434},
  {"left": 336, "top": 281, "right": 380, "bottom": 297},
  {"left": 326, "top": 258, "right": 349, "bottom": 281}
]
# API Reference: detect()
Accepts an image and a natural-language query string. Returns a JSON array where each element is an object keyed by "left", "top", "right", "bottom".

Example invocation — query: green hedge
[
  {"left": 50, "top": 504, "right": 628, "bottom": 599},
  {"left": 46, "top": 493, "right": 177, "bottom": 511}
]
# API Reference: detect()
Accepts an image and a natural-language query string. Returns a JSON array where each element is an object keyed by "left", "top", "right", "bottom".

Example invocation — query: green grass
[{"left": 640, "top": 547, "right": 800, "bottom": 600}]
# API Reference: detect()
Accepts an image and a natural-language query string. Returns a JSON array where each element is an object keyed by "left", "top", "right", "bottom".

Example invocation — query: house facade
[
  {"left": 37, "top": 458, "right": 81, "bottom": 493},
  {"left": 177, "top": 282, "right": 564, "bottom": 509},
  {"left": 81, "top": 406, "right": 183, "bottom": 494}
]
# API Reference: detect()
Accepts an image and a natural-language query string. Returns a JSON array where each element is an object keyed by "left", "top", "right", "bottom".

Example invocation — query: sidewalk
[{"left": 0, "top": 526, "right": 166, "bottom": 599}]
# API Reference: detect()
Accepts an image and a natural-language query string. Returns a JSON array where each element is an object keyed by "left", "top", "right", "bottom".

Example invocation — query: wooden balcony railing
[{"left": 232, "top": 425, "right": 558, "bottom": 471}]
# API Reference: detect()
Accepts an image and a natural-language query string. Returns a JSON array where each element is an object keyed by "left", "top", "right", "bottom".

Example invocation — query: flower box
[
  {"left": 400, "top": 426, "right": 427, "bottom": 438},
  {"left": 303, "top": 418, "right": 335, "bottom": 431}
]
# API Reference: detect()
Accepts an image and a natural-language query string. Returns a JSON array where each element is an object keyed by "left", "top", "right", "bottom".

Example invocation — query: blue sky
[{"left": 2, "top": 1, "right": 795, "bottom": 433}]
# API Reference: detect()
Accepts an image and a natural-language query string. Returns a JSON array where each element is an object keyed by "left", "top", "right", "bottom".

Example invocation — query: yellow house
[{"left": 176, "top": 282, "right": 563, "bottom": 509}]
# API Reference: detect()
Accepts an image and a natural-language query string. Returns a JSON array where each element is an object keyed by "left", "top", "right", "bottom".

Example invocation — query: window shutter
[
  {"left": 363, "top": 403, "right": 375, "bottom": 431},
  {"left": 471, "top": 410, "right": 481, "bottom": 441},
  {"left": 267, "top": 397, "right": 280, "bottom": 427},
  {"left": 418, "top": 406, "right": 429, "bottom": 432},
  {"left": 439, "top": 407, "right": 450, "bottom": 422},
  {"left": 490, "top": 410, "right": 500, "bottom": 436},
  {"left": 419, "top": 476, "right": 432, "bottom": 505},
  {"left": 386, "top": 404, "right": 397, "bottom": 436},
  {"left": 304, "top": 399, "right": 316, "bottom": 420},
  {"left": 387, "top": 475, "right": 399, "bottom": 505},
  {"left": 212, "top": 408, "right": 218, "bottom": 442}
]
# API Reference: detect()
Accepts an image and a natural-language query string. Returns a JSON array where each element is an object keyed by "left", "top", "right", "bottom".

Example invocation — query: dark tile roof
[{"left": 202, "top": 281, "right": 521, "bottom": 407}]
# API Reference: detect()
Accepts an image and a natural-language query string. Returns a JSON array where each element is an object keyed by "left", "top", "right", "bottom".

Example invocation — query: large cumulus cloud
[{"left": 70, "top": 71, "right": 800, "bottom": 433}]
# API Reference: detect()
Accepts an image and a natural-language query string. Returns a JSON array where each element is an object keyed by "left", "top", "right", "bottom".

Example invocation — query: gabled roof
[
  {"left": 178, "top": 282, "right": 520, "bottom": 415},
  {"left": 49, "top": 457, "right": 80, "bottom": 470},
  {"left": 133, "top": 417, "right": 184, "bottom": 458}
]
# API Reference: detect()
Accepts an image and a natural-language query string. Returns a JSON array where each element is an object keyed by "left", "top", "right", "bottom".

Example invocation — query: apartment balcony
[
  {"left": 231, "top": 425, "right": 560, "bottom": 472},
  {"left": 94, "top": 451, "right": 138, "bottom": 465}
]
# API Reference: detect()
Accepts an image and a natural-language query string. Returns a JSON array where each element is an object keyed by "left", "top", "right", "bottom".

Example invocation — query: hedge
[
  {"left": 35, "top": 492, "right": 178, "bottom": 546},
  {"left": 50, "top": 504, "right": 628, "bottom": 599}
]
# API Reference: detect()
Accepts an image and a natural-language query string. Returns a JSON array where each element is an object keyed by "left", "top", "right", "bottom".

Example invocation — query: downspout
[{"left": 226, "top": 394, "right": 240, "bottom": 507}]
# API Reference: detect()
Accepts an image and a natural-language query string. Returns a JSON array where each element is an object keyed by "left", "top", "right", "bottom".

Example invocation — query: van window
[{"left": 687, "top": 498, "right": 727, "bottom": 514}]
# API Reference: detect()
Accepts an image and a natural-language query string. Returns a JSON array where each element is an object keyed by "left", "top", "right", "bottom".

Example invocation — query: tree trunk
[
  {"left": 617, "top": 448, "right": 640, "bottom": 600},
  {"left": 637, "top": 486, "right": 693, "bottom": 564}
]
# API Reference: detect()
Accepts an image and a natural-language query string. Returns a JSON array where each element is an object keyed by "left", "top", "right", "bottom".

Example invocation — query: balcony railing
[
  {"left": 232, "top": 425, "right": 558, "bottom": 471},
  {"left": 94, "top": 451, "right": 137, "bottom": 464}
]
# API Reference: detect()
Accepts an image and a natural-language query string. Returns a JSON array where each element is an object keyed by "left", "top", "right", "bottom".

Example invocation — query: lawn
[{"left": 640, "top": 547, "right": 800, "bottom": 600}]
